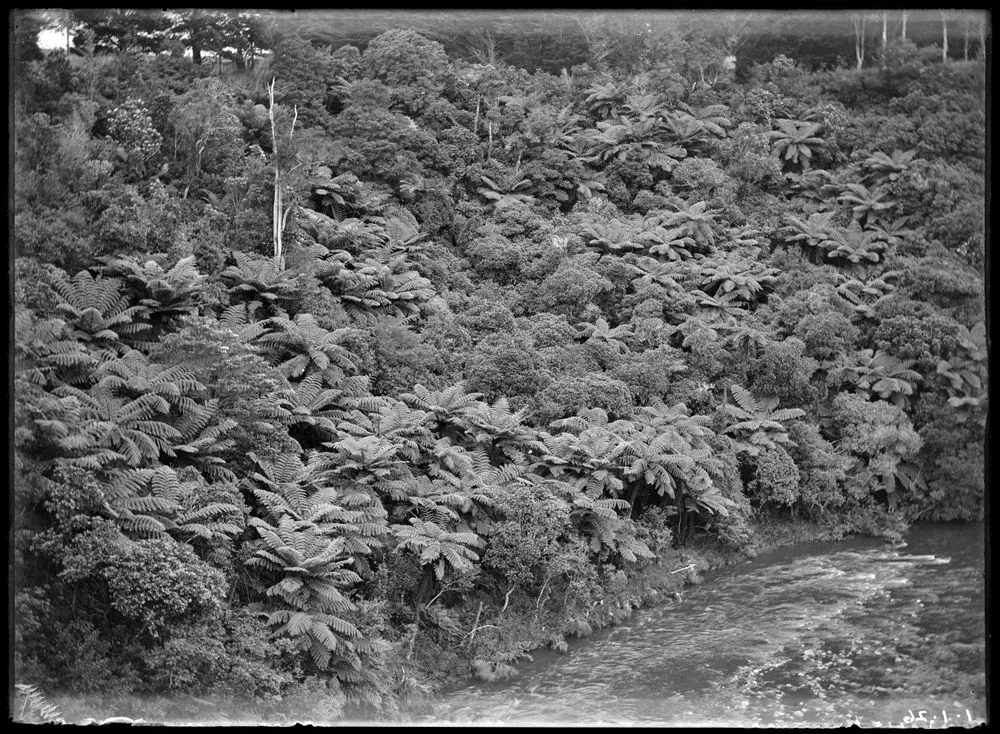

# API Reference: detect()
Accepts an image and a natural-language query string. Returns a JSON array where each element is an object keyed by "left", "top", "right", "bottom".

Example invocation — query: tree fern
[
  {"left": 53, "top": 269, "right": 150, "bottom": 352},
  {"left": 50, "top": 385, "right": 181, "bottom": 467},
  {"left": 100, "top": 254, "right": 207, "bottom": 328},
  {"left": 245, "top": 451, "right": 388, "bottom": 570},
  {"left": 170, "top": 399, "right": 239, "bottom": 483},
  {"left": 718, "top": 384, "right": 805, "bottom": 455},
  {"left": 246, "top": 515, "right": 369, "bottom": 673},
  {"left": 220, "top": 252, "right": 301, "bottom": 321},
  {"left": 15, "top": 313, "right": 96, "bottom": 388},
  {"left": 454, "top": 396, "right": 544, "bottom": 463},
  {"left": 255, "top": 313, "right": 362, "bottom": 382},
  {"left": 392, "top": 517, "right": 484, "bottom": 581},
  {"left": 14, "top": 683, "right": 65, "bottom": 724}
]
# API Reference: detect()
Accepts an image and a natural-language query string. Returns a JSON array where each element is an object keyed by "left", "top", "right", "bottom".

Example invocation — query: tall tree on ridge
[
  {"left": 851, "top": 12, "right": 867, "bottom": 70},
  {"left": 940, "top": 10, "right": 951, "bottom": 63}
]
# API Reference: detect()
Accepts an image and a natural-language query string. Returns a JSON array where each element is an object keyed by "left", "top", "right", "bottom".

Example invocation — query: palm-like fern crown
[
  {"left": 256, "top": 313, "right": 362, "bottom": 382},
  {"left": 392, "top": 475, "right": 478, "bottom": 526},
  {"left": 53, "top": 270, "right": 150, "bottom": 349},
  {"left": 50, "top": 384, "right": 183, "bottom": 468},
  {"left": 626, "top": 255, "right": 686, "bottom": 291},
  {"left": 863, "top": 149, "right": 921, "bottom": 181},
  {"left": 837, "top": 183, "right": 897, "bottom": 222},
  {"left": 15, "top": 314, "right": 96, "bottom": 387},
  {"left": 550, "top": 406, "right": 611, "bottom": 434},
  {"left": 534, "top": 424, "right": 629, "bottom": 500},
  {"left": 101, "top": 254, "right": 207, "bottom": 321},
  {"left": 400, "top": 382, "right": 485, "bottom": 423},
  {"left": 823, "top": 222, "right": 883, "bottom": 264},
  {"left": 381, "top": 204, "right": 425, "bottom": 247},
  {"left": 580, "top": 218, "right": 643, "bottom": 253},
  {"left": 245, "top": 451, "right": 387, "bottom": 562},
  {"left": 392, "top": 517, "right": 484, "bottom": 581},
  {"left": 105, "top": 465, "right": 242, "bottom": 541},
  {"left": 584, "top": 80, "right": 626, "bottom": 118},
  {"left": 767, "top": 118, "right": 825, "bottom": 167},
  {"left": 771, "top": 118, "right": 824, "bottom": 144},
  {"left": 221, "top": 252, "right": 301, "bottom": 320},
  {"left": 696, "top": 255, "right": 779, "bottom": 301},
  {"left": 781, "top": 210, "right": 838, "bottom": 245},
  {"left": 454, "top": 397, "right": 543, "bottom": 460},
  {"left": 724, "top": 384, "right": 802, "bottom": 421},
  {"left": 658, "top": 201, "right": 717, "bottom": 249},
  {"left": 718, "top": 384, "right": 805, "bottom": 455},
  {"left": 246, "top": 451, "right": 326, "bottom": 519},
  {"left": 55, "top": 270, "right": 128, "bottom": 316},
  {"left": 96, "top": 348, "right": 207, "bottom": 416},
  {"left": 271, "top": 373, "right": 345, "bottom": 440},
  {"left": 169, "top": 399, "right": 238, "bottom": 484},
  {"left": 245, "top": 514, "right": 365, "bottom": 670}
]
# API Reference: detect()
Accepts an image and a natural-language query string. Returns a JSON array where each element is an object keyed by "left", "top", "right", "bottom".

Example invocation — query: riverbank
[
  {"left": 400, "top": 520, "right": 985, "bottom": 727},
  {"left": 31, "top": 511, "right": 918, "bottom": 725},
  {"left": 390, "top": 508, "right": 913, "bottom": 721}
]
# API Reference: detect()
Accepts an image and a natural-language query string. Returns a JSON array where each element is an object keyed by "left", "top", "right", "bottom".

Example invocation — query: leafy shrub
[
  {"left": 794, "top": 310, "right": 859, "bottom": 362},
  {"left": 534, "top": 372, "right": 634, "bottom": 424},
  {"left": 748, "top": 446, "right": 801, "bottom": 507}
]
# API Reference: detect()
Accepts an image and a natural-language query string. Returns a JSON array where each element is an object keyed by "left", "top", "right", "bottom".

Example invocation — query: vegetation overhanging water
[
  {"left": 411, "top": 522, "right": 986, "bottom": 727},
  {"left": 11, "top": 9, "right": 986, "bottom": 725}
]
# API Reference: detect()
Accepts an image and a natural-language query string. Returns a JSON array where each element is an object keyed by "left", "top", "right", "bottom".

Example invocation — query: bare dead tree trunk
[
  {"left": 852, "top": 13, "right": 867, "bottom": 70},
  {"left": 901, "top": 10, "right": 909, "bottom": 41},
  {"left": 267, "top": 77, "right": 293, "bottom": 270},
  {"left": 979, "top": 17, "right": 987, "bottom": 60},
  {"left": 941, "top": 11, "right": 950, "bottom": 63}
]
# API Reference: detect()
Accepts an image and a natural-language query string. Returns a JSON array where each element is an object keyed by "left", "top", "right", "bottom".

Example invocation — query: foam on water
[{"left": 412, "top": 524, "right": 985, "bottom": 727}]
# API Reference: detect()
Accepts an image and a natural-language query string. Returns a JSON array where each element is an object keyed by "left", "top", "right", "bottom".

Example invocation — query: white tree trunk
[
  {"left": 941, "top": 12, "right": 950, "bottom": 63},
  {"left": 881, "top": 11, "right": 888, "bottom": 67},
  {"left": 267, "top": 78, "right": 285, "bottom": 269},
  {"left": 853, "top": 14, "right": 867, "bottom": 70},
  {"left": 901, "top": 10, "right": 908, "bottom": 40}
]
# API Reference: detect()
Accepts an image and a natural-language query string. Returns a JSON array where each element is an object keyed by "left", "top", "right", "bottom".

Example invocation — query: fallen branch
[
  {"left": 463, "top": 624, "right": 499, "bottom": 643},
  {"left": 466, "top": 601, "right": 484, "bottom": 645},
  {"left": 499, "top": 583, "right": 516, "bottom": 616}
]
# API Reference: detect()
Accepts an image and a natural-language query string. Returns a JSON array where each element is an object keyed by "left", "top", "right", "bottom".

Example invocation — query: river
[{"left": 412, "top": 522, "right": 987, "bottom": 727}]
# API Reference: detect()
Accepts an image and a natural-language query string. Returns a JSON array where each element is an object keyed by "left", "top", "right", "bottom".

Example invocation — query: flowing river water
[{"left": 412, "top": 522, "right": 987, "bottom": 727}]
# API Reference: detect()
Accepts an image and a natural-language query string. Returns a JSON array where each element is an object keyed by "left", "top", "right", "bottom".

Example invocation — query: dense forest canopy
[
  {"left": 11, "top": 8, "right": 987, "bottom": 724},
  {"left": 20, "top": 9, "right": 991, "bottom": 72}
]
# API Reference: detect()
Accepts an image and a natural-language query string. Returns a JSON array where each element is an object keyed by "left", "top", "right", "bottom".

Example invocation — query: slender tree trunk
[
  {"left": 674, "top": 488, "right": 688, "bottom": 546},
  {"left": 881, "top": 10, "right": 888, "bottom": 66},
  {"left": 267, "top": 77, "right": 285, "bottom": 269},
  {"left": 941, "top": 11, "right": 950, "bottom": 63},
  {"left": 979, "top": 18, "right": 987, "bottom": 60},
  {"left": 626, "top": 484, "right": 639, "bottom": 518},
  {"left": 852, "top": 14, "right": 866, "bottom": 70},
  {"left": 192, "top": 42, "right": 202, "bottom": 65}
]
